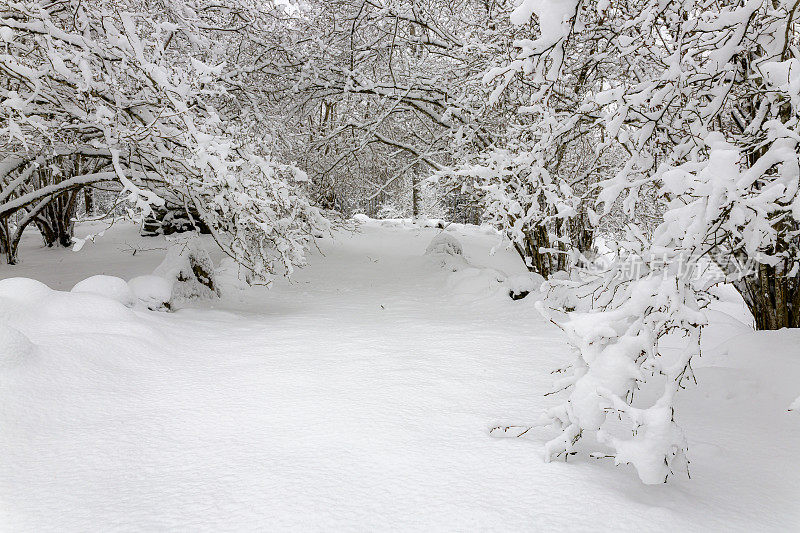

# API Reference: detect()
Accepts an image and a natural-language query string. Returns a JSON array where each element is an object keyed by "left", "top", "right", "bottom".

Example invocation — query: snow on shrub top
[
  {"left": 128, "top": 276, "right": 173, "bottom": 311},
  {"left": 153, "top": 233, "right": 219, "bottom": 305},
  {"left": 425, "top": 233, "right": 463, "bottom": 256}
]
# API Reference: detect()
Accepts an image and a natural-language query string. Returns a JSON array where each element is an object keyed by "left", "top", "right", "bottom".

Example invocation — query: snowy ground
[{"left": 1, "top": 220, "right": 798, "bottom": 531}]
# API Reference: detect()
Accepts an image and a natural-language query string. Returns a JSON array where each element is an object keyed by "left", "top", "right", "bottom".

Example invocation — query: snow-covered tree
[
  {"left": 267, "top": 0, "right": 514, "bottom": 218},
  {"left": 0, "top": 0, "right": 325, "bottom": 276},
  {"left": 487, "top": 0, "right": 800, "bottom": 482}
]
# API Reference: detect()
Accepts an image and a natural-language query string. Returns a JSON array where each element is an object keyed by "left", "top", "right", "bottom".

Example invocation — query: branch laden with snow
[{"left": 0, "top": 0, "right": 325, "bottom": 276}]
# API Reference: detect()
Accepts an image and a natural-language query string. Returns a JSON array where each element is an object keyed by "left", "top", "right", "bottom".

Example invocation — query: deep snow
[{"left": 0, "top": 219, "right": 798, "bottom": 531}]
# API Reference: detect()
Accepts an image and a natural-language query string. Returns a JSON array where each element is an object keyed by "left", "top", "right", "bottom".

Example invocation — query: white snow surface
[
  {"left": 71, "top": 274, "right": 137, "bottom": 307},
  {"left": 0, "top": 220, "right": 798, "bottom": 531}
]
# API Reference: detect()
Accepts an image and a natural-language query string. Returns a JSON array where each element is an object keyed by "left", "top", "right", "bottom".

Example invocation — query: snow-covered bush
[
  {"left": 377, "top": 203, "right": 406, "bottom": 220},
  {"left": 506, "top": 273, "right": 545, "bottom": 301},
  {"left": 71, "top": 276, "right": 137, "bottom": 308},
  {"left": 127, "top": 276, "right": 173, "bottom": 312},
  {"left": 153, "top": 234, "right": 218, "bottom": 305},
  {"left": 425, "top": 233, "right": 464, "bottom": 257}
]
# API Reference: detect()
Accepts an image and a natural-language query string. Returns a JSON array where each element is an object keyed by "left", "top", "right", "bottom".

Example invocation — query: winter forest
[{"left": 0, "top": 0, "right": 798, "bottom": 529}]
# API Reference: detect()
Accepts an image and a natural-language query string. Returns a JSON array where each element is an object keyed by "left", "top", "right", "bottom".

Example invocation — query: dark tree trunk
[
  {"left": 0, "top": 217, "right": 12, "bottom": 264},
  {"left": 411, "top": 172, "right": 420, "bottom": 219},
  {"left": 34, "top": 157, "right": 82, "bottom": 248},
  {"left": 36, "top": 188, "right": 78, "bottom": 247},
  {"left": 0, "top": 216, "right": 22, "bottom": 265},
  {"left": 513, "top": 224, "right": 555, "bottom": 278},
  {"left": 84, "top": 188, "right": 94, "bottom": 216},
  {"left": 512, "top": 210, "right": 595, "bottom": 280},
  {"left": 734, "top": 262, "right": 800, "bottom": 330}
]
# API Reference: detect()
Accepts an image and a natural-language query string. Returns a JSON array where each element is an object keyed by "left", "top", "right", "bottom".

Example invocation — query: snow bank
[
  {"left": 71, "top": 275, "right": 137, "bottom": 307},
  {"left": 446, "top": 266, "right": 508, "bottom": 300},
  {"left": 0, "top": 277, "right": 156, "bottom": 341}
]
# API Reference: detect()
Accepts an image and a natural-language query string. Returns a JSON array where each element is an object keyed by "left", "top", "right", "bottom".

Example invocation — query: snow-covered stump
[{"left": 153, "top": 233, "right": 219, "bottom": 307}]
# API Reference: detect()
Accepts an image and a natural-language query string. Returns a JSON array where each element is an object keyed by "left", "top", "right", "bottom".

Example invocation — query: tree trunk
[
  {"left": 0, "top": 217, "right": 11, "bottom": 264},
  {"left": 34, "top": 160, "right": 81, "bottom": 247},
  {"left": 36, "top": 188, "right": 78, "bottom": 247},
  {"left": 734, "top": 262, "right": 800, "bottom": 330},
  {"left": 411, "top": 172, "right": 420, "bottom": 219},
  {"left": 0, "top": 216, "right": 21, "bottom": 265},
  {"left": 84, "top": 188, "right": 94, "bottom": 216},
  {"left": 512, "top": 224, "right": 554, "bottom": 278}
]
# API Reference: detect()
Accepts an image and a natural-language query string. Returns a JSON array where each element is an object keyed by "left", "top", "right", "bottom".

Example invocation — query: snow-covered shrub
[
  {"left": 506, "top": 273, "right": 545, "bottom": 300},
  {"left": 481, "top": 0, "right": 800, "bottom": 483},
  {"left": 377, "top": 203, "right": 405, "bottom": 220},
  {"left": 153, "top": 234, "right": 219, "bottom": 305},
  {"left": 425, "top": 233, "right": 463, "bottom": 257},
  {"left": 71, "top": 276, "right": 137, "bottom": 308},
  {"left": 352, "top": 214, "right": 371, "bottom": 224},
  {"left": 127, "top": 276, "right": 173, "bottom": 312}
]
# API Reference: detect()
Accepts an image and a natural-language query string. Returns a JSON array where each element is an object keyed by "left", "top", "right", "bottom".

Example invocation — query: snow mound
[
  {"left": 790, "top": 396, "right": 800, "bottom": 411},
  {"left": 423, "top": 234, "right": 543, "bottom": 302},
  {"left": 0, "top": 277, "right": 53, "bottom": 305},
  {"left": 71, "top": 275, "right": 137, "bottom": 307},
  {"left": 425, "top": 233, "right": 463, "bottom": 256},
  {"left": 506, "top": 272, "right": 545, "bottom": 300},
  {"left": 0, "top": 277, "right": 152, "bottom": 342},
  {"left": 422, "top": 218, "right": 447, "bottom": 229},
  {"left": 352, "top": 213, "right": 371, "bottom": 223},
  {"left": 0, "top": 278, "right": 53, "bottom": 324},
  {"left": 446, "top": 266, "right": 508, "bottom": 302},
  {"left": 128, "top": 275, "right": 173, "bottom": 311},
  {"left": 0, "top": 324, "right": 35, "bottom": 366}
]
